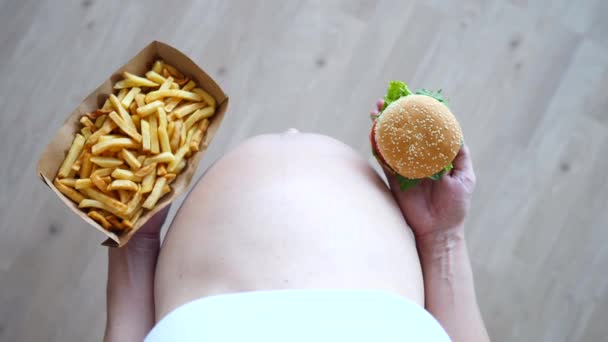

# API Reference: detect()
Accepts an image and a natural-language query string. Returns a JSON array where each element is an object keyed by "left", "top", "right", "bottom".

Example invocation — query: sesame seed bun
[{"left": 374, "top": 95, "right": 462, "bottom": 179}]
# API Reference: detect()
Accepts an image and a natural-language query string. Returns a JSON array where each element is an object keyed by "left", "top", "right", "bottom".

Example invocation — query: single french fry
[
  {"left": 114, "top": 79, "right": 138, "bottom": 89},
  {"left": 186, "top": 126, "right": 197, "bottom": 144},
  {"left": 167, "top": 121, "right": 175, "bottom": 138},
  {"left": 79, "top": 199, "right": 108, "bottom": 210},
  {"left": 88, "top": 109, "right": 112, "bottom": 120},
  {"left": 81, "top": 188, "right": 128, "bottom": 219},
  {"left": 92, "top": 167, "right": 113, "bottom": 177},
  {"left": 116, "top": 88, "right": 128, "bottom": 101},
  {"left": 123, "top": 72, "right": 159, "bottom": 88},
  {"left": 167, "top": 144, "right": 189, "bottom": 172},
  {"left": 170, "top": 83, "right": 180, "bottom": 90},
  {"left": 101, "top": 176, "right": 112, "bottom": 184},
  {"left": 71, "top": 158, "right": 82, "bottom": 172},
  {"left": 179, "top": 122, "right": 187, "bottom": 147},
  {"left": 58, "top": 178, "right": 77, "bottom": 187},
  {"left": 81, "top": 126, "right": 92, "bottom": 139},
  {"left": 144, "top": 152, "right": 175, "bottom": 165},
  {"left": 75, "top": 178, "right": 94, "bottom": 189},
  {"left": 98, "top": 134, "right": 126, "bottom": 142},
  {"left": 142, "top": 177, "right": 167, "bottom": 209},
  {"left": 106, "top": 215, "right": 126, "bottom": 230},
  {"left": 111, "top": 168, "right": 143, "bottom": 182},
  {"left": 88, "top": 210, "right": 112, "bottom": 230},
  {"left": 131, "top": 208, "right": 144, "bottom": 222},
  {"left": 149, "top": 116, "right": 160, "bottom": 154},
  {"left": 136, "top": 100, "right": 165, "bottom": 117},
  {"left": 109, "top": 94, "right": 136, "bottom": 130},
  {"left": 157, "top": 164, "right": 167, "bottom": 176},
  {"left": 92, "top": 137, "right": 137, "bottom": 155},
  {"left": 126, "top": 187, "right": 143, "bottom": 215},
  {"left": 163, "top": 64, "right": 184, "bottom": 78},
  {"left": 170, "top": 120, "right": 182, "bottom": 152},
  {"left": 124, "top": 207, "right": 144, "bottom": 229},
  {"left": 131, "top": 114, "right": 141, "bottom": 131},
  {"left": 54, "top": 179, "right": 85, "bottom": 203},
  {"left": 121, "top": 149, "right": 141, "bottom": 170},
  {"left": 164, "top": 173, "right": 177, "bottom": 183},
  {"left": 190, "top": 119, "right": 210, "bottom": 152},
  {"left": 184, "top": 107, "right": 215, "bottom": 131},
  {"left": 108, "top": 111, "right": 142, "bottom": 142},
  {"left": 87, "top": 119, "right": 117, "bottom": 145},
  {"left": 94, "top": 115, "right": 107, "bottom": 128},
  {"left": 58, "top": 134, "right": 86, "bottom": 178},
  {"left": 192, "top": 88, "right": 217, "bottom": 108},
  {"left": 135, "top": 93, "right": 146, "bottom": 108},
  {"left": 146, "top": 70, "right": 166, "bottom": 84},
  {"left": 175, "top": 159, "right": 187, "bottom": 174},
  {"left": 137, "top": 155, "right": 146, "bottom": 164},
  {"left": 182, "top": 80, "right": 196, "bottom": 91},
  {"left": 157, "top": 107, "right": 168, "bottom": 129},
  {"left": 152, "top": 60, "right": 164, "bottom": 74},
  {"left": 141, "top": 167, "right": 156, "bottom": 193},
  {"left": 158, "top": 126, "right": 171, "bottom": 153},
  {"left": 171, "top": 102, "right": 206, "bottom": 119},
  {"left": 108, "top": 179, "right": 138, "bottom": 192},
  {"left": 164, "top": 97, "right": 182, "bottom": 112},
  {"left": 174, "top": 77, "right": 189, "bottom": 86},
  {"left": 141, "top": 119, "right": 151, "bottom": 152},
  {"left": 90, "top": 156, "right": 123, "bottom": 168},
  {"left": 80, "top": 152, "right": 93, "bottom": 178},
  {"left": 121, "top": 87, "right": 141, "bottom": 108},
  {"left": 118, "top": 190, "right": 131, "bottom": 203},
  {"left": 91, "top": 173, "right": 109, "bottom": 192},
  {"left": 159, "top": 76, "right": 174, "bottom": 91},
  {"left": 161, "top": 184, "right": 171, "bottom": 196},
  {"left": 145, "top": 89, "right": 202, "bottom": 103},
  {"left": 134, "top": 162, "right": 156, "bottom": 178},
  {"left": 80, "top": 116, "right": 96, "bottom": 130},
  {"left": 101, "top": 99, "right": 113, "bottom": 110}
]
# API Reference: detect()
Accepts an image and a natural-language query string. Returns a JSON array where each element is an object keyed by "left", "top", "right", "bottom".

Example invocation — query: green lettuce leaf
[
  {"left": 383, "top": 81, "right": 412, "bottom": 110},
  {"left": 397, "top": 175, "right": 420, "bottom": 190},
  {"left": 428, "top": 163, "right": 454, "bottom": 180},
  {"left": 415, "top": 88, "right": 448, "bottom": 107}
]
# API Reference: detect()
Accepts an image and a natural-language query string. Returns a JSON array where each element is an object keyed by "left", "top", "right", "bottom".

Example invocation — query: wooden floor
[{"left": 1, "top": 0, "right": 607, "bottom": 340}]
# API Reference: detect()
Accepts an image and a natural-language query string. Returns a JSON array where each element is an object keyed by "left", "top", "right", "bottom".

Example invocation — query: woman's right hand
[{"left": 371, "top": 100, "right": 476, "bottom": 238}]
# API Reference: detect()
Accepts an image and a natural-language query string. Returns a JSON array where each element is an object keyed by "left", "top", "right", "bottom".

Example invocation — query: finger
[
  {"left": 376, "top": 99, "right": 384, "bottom": 111},
  {"left": 450, "top": 143, "right": 474, "bottom": 178}
]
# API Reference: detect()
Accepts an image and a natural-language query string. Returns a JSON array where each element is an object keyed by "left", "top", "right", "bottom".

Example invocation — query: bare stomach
[{"left": 154, "top": 133, "right": 423, "bottom": 321}]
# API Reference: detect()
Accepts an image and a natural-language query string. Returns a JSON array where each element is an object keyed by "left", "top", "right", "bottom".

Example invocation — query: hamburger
[{"left": 371, "top": 81, "right": 462, "bottom": 190}]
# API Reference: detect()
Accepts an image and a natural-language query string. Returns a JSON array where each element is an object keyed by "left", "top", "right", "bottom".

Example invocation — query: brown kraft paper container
[{"left": 36, "top": 41, "right": 228, "bottom": 247}]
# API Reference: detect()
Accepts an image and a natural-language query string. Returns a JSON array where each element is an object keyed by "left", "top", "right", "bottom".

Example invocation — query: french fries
[
  {"left": 88, "top": 211, "right": 112, "bottom": 230},
  {"left": 121, "top": 149, "right": 141, "bottom": 169},
  {"left": 53, "top": 60, "right": 217, "bottom": 233},
  {"left": 142, "top": 177, "right": 167, "bottom": 209},
  {"left": 57, "top": 134, "right": 85, "bottom": 178},
  {"left": 145, "top": 89, "right": 202, "bottom": 103},
  {"left": 171, "top": 102, "right": 206, "bottom": 119}
]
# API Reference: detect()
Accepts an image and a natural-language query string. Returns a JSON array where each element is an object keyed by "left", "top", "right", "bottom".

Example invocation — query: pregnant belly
[{"left": 154, "top": 134, "right": 424, "bottom": 320}]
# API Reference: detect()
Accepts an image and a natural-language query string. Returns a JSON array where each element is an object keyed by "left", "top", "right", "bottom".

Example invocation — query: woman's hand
[
  {"left": 104, "top": 206, "right": 170, "bottom": 342},
  {"left": 130, "top": 206, "right": 170, "bottom": 245},
  {"left": 371, "top": 100, "right": 476, "bottom": 237}
]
